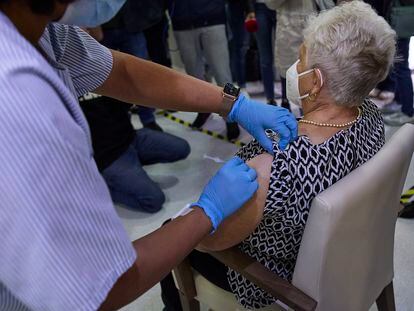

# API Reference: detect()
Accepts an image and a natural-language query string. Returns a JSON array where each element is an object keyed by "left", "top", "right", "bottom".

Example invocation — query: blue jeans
[
  {"left": 102, "top": 128, "right": 190, "bottom": 213},
  {"left": 377, "top": 38, "right": 413, "bottom": 117},
  {"left": 227, "top": 1, "right": 249, "bottom": 88},
  {"left": 255, "top": 2, "right": 276, "bottom": 101},
  {"left": 101, "top": 29, "right": 156, "bottom": 125}
]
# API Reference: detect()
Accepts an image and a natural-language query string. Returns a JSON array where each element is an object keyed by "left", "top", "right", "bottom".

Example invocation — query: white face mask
[
  {"left": 59, "top": 0, "right": 126, "bottom": 27},
  {"left": 286, "top": 60, "right": 323, "bottom": 108}
]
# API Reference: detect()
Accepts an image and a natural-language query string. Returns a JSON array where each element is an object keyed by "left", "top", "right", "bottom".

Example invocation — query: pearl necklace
[{"left": 298, "top": 108, "right": 362, "bottom": 128}]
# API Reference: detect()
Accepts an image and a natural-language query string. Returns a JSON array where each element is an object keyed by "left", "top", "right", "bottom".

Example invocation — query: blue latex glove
[
  {"left": 192, "top": 156, "right": 258, "bottom": 231},
  {"left": 227, "top": 94, "right": 298, "bottom": 153}
]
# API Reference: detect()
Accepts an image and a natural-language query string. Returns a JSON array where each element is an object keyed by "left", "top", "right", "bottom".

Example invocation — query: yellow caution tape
[
  {"left": 157, "top": 110, "right": 246, "bottom": 148},
  {"left": 400, "top": 186, "right": 414, "bottom": 204}
]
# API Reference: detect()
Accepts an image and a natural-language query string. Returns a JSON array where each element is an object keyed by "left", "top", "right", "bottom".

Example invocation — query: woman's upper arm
[{"left": 197, "top": 153, "right": 273, "bottom": 252}]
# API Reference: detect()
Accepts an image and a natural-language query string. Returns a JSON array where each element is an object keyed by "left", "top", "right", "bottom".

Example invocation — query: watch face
[{"left": 224, "top": 83, "right": 240, "bottom": 97}]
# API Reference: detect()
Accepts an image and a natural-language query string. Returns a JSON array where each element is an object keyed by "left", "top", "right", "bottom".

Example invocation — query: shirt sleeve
[
  {"left": 48, "top": 24, "right": 113, "bottom": 97},
  {"left": 0, "top": 70, "right": 136, "bottom": 311}
]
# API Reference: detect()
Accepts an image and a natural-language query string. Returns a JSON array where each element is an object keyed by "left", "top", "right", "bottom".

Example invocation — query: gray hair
[{"left": 303, "top": 1, "right": 396, "bottom": 106}]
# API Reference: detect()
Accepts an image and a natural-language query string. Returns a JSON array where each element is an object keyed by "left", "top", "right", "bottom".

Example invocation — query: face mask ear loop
[
  {"left": 297, "top": 68, "right": 315, "bottom": 100},
  {"left": 297, "top": 68, "right": 315, "bottom": 78},
  {"left": 315, "top": 68, "right": 324, "bottom": 89}
]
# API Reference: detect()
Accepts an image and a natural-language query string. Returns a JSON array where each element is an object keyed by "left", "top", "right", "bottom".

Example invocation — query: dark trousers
[
  {"left": 102, "top": 129, "right": 190, "bottom": 213},
  {"left": 144, "top": 14, "right": 172, "bottom": 68},
  {"left": 227, "top": 1, "right": 249, "bottom": 88},
  {"left": 101, "top": 28, "right": 156, "bottom": 124},
  {"left": 377, "top": 38, "right": 414, "bottom": 117},
  {"left": 161, "top": 249, "right": 231, "bottom": 310},
  {"left": 255, "top": 2, "right": 276, "bottom": 101}
]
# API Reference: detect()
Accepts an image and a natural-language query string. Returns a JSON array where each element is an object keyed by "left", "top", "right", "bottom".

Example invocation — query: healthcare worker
[{"left": 0, "top": 1, "right": 297, "bottom": 310}]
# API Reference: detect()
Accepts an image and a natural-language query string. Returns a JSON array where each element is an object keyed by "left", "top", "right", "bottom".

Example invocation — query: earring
[{"left": 308, "top": 93, "right": 317, "bottom": 102}]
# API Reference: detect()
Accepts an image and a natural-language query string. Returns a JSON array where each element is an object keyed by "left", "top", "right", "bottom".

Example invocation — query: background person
[
  {"left": 101, "top": 0, "right": 164, "bottom": 131},
  {"left": 226, "top": 0, "right": 255, "bottom": 92},
  {"left": 80, "top": 95, "right": 191, "bottom": 213},
  {"left": 169, "top": 0, "right": 241, "bottom": 140},
  {"left": 255, "top": 0, "right": 279, "bottom": 106}
]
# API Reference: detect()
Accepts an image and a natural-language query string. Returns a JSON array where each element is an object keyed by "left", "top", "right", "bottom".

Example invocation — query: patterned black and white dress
[{"left": 227, "top": 100, "right": 385, "bottom": 309}]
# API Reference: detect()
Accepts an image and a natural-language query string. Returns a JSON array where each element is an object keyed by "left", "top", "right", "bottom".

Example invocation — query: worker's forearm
[
  {"left": 96, "top": 50, "right": 224, "bottom": 114},
  {"left": 99, "top": 207, "right": 212, "bottom": 311}
]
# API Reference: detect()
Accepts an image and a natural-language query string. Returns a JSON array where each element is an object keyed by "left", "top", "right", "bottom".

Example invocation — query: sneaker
[
  {"left": 369, "top": 88, "right": 381, "bottom": 98},
  {"left": 267, "top": 99, "right": 277, "bottom": 106},
  {"left": 380, "top": 101, "right": 401, "bottom": 115},
  {"left": 226, "top": 122, "right": 240, "bottom": 141},
  {"left": 399, "top": 201, "right": 414, "bottom": 218},
  {"left": 240, "top": 87, "right": 250, "bottom": 99},
  {"left": 383, "top": 111, "right": 414, "bottom": 126},
  {"left": 281, "top": 99, "right": 291, "bottom": 111},
  {"left": 191, "top": 113, "right": 211, "bottom": 129},
  {"left": 378, "top": 91, "right": 395, "bottom": 105}
]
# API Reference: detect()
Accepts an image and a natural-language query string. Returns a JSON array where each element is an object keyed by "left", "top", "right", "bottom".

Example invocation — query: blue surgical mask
[{"left": 59, "top": 0, "right": 126, "bottom": 27}]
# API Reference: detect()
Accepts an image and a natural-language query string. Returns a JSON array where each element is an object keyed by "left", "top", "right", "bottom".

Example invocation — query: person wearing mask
[
  {"left": 0, "top": 1, "right": 297, "bottom": 310},
  {"left": 169, "top": 0, "right": 242, "bottom": 140},
  {"left": 162, "top": 2, "right": 395, "bottom": 309}
]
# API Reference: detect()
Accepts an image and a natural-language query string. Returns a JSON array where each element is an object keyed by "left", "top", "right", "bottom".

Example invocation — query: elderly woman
[{"left": 161, "top": 1, "right": 396, "bottom": 309}]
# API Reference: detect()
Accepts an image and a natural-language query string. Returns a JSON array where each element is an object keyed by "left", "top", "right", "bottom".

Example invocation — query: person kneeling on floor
[{"left": 80, "top": 94, "right": 191, "bottom": 213}]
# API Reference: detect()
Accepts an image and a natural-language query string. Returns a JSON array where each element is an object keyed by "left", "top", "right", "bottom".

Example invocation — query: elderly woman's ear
[{"left": 309, "top": 68, "right": 324, "bottom": 99}]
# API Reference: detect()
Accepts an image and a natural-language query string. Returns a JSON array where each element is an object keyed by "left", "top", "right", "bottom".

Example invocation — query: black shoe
[
  {"left": 144, "top": 121, "right": 163, "bottom": 132},
  {"left": 130, "top": 105, "right": 140, "bottom": 114},
  {"left": 267, "top": 99, "right": 277, "bottom": 106},
  {"left": 399, "top": 201, "right": 414, "bottom": 218},
  {"left": 226, "top": 122, "right": 240, "bottom": 141},
  {"left": 281, "top": 99, "right": 291, "bottom": 111},
  {"left": 191, "top": 113, "right": 211, "bottom": 128}
]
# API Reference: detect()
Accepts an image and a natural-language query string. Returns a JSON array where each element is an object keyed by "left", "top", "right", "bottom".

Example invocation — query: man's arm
[
  {"left": 95, "top": 50, "right": 224, "bottom": 114},
  {"left": 95, "top": 50, "right": 298, "bottom": 153},
  {"left": 99, "top": 156, "right": 259, "bottom": 310},
  {"left": 99, "top": 207, "right": 212, "bottom": 311}
]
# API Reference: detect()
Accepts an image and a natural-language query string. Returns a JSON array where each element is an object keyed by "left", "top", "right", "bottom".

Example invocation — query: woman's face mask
[
  {"left": 59, "top": 0, "right": 126, "bottom": 27},
  {"left": 286, "top": 60, "right": 323, "bottom": 108}
]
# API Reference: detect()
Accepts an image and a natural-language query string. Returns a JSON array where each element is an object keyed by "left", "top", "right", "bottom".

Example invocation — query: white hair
[{"left": 303, "top": 0, "right": 396, "bottom": 106}]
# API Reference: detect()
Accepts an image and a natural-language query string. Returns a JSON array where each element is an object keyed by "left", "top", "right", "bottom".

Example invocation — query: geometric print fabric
[{"left": 228, "top": 100, "right": 385, "bottom": 309}]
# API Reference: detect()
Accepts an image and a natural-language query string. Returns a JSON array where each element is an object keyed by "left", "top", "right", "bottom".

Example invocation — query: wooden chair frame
[{"left": 173, "top": 247, "right": 396, "bottom": 311}]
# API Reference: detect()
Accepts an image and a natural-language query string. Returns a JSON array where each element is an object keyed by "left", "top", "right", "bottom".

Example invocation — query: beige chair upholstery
[
  {"left": 292, "top": 124, "right": 414, "bottom": 310},
  {"left": 191, "top": 271, "right": 285, "bottom": 311},
  {"left": 174, "top": 124, "right": 414, "bottom": 311}
]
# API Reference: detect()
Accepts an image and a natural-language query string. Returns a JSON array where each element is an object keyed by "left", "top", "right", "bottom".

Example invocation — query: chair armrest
[{"left": 208, "top": 247, "right": 317, "bottom": 311}]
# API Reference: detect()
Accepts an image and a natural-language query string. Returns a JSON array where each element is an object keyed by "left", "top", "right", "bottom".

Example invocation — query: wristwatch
[{"left": 219, "top": 83, "right": 241, "bottom": 118}]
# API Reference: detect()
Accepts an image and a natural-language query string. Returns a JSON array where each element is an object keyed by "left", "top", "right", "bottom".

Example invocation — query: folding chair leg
[
  {"left": 376, "top": 282, "right": 396, "bottom": 311},
  {"left": 173, "top": 258, "right": 200, "bottom": 311},
  {"left": 178, "top": 292, "right": 200, "bottom": 311}
]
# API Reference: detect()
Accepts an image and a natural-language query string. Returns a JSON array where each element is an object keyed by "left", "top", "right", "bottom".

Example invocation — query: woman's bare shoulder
[{"left": 197, "top": 153, "right": 273, "bottom": 252}]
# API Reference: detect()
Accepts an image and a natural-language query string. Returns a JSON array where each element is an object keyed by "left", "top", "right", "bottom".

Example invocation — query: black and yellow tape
[
  {"left": 157, "top": 110, "right": 246, "bottom": 148},
  {"left": 401, "top": 186, "right": 414, "bottom": 204}
]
